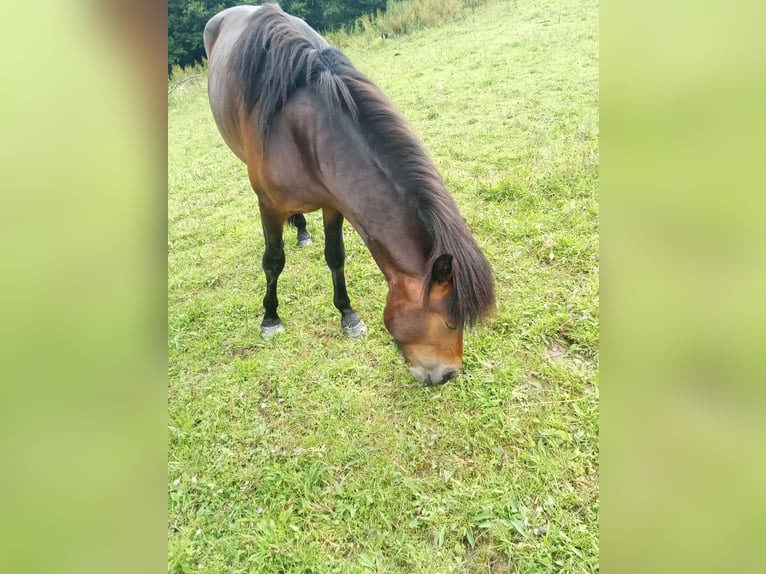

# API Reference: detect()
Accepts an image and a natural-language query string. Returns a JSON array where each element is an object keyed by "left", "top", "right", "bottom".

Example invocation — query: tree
[
  {"left": 169, "top": 0, "right": 242, "bottom": 70},
  {"left": 322, "top": 0, "right": 386, "bottom": 30},
  {"left": 280, "top": 0, "right": 327, "bottom": 30}
]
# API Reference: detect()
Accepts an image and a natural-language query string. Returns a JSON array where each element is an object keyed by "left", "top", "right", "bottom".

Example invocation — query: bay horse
[{"left": 204, "top": 4, "right": 494, "bottom": 385}]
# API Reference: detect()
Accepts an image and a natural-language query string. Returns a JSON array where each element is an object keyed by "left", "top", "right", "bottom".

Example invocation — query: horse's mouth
[{"left": 409, "top": 367, "right": 459, "bottom": 386}]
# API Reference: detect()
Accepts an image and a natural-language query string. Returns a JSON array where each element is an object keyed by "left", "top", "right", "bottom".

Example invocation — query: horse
[{"left": 203, "top": 4, "right": 495, "bottom": 385}]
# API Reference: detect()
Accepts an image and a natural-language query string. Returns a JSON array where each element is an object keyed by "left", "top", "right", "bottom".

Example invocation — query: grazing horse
[{"left": 204, "top": 4, "right": 495, "bottom": 384}]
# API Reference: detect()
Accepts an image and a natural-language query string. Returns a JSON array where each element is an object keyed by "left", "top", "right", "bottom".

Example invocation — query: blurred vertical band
[
  {"left": 602, "top": 0, "right": 766, "bottom": 571},
  {"left": 0, "top": 1, "right": 167, "bottom": 573}
]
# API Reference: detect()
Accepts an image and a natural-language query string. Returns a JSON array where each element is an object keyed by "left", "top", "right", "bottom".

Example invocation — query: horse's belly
[{"left": 207, "top": 78, "right": 247, "bottom": 162}]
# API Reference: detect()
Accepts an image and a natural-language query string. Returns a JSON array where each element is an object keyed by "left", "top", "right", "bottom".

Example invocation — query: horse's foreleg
[
  {"left": 323, "top": 208, "right": 367, "bottom": 338},
  {"left": 260, "top": 206, "right": 286, "bottom": 338}
]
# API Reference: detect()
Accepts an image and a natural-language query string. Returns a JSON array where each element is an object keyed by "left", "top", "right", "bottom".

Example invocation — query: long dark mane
[{"left": 233, "top": 4, "right": 495, "bottom": 325}]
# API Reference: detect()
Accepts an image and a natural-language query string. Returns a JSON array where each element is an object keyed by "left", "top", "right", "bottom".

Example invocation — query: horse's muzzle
[{"left": 410, "top": 367, "right": 459, "bottom": 386}]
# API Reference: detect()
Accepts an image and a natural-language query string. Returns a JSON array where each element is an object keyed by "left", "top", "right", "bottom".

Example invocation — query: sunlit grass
[{"left": 168, "top": 0, "right": 598, "bottom": 571}]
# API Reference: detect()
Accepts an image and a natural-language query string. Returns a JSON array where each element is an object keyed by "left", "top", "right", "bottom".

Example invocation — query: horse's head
[{"left": 383, "top": 255, "right": 463, "bottom": 385}]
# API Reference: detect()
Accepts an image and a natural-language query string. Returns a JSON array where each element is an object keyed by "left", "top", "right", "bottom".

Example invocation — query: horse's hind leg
[
  {"left": 288, "top": 213, "right": 312, "bottom": 247},
  {"left": 323, "top": 208, "right": 367, "bottom": 338},
  {"left": 259, "top": 206, "right": 287, "bottom": 338}
]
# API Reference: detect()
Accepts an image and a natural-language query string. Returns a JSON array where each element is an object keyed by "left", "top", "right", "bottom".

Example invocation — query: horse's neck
[
  {"left": 343, "top": 187, "right": 428, "bottom": 282},
  {"left": 317, "top": 122, "right": 429, "bottom": 282}
]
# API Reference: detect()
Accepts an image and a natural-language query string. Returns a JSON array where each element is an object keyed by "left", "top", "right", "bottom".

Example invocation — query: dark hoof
[
  {"left": 342, "top": 316, "right": 367, "bottom": 339},
  {"left": 297, "top": 232, "right": 312, "bottom": 248},
  {"left": 261, "top": 322, "right": 284, "bottom": 338}
]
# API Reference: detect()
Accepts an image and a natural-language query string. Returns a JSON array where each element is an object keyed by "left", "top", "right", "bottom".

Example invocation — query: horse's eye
[{"left": 444, "top": 321, "right": 457, "bottom": 331}]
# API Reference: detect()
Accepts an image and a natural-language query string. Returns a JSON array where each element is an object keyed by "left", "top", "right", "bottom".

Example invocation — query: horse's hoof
[
  {"left": 297, "top": 232, "right": 312, "bottom": 248},
  {"left": 261, "top": 322, "right": 285, "bottom": 338},
  {"left": 342, "top": 318, "right": 367, "bottom": 339}
]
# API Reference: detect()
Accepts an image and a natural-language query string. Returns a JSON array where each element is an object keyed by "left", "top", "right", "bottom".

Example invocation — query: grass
[{"left": 168, "top": 0, "right": 599, "bottom": 571}]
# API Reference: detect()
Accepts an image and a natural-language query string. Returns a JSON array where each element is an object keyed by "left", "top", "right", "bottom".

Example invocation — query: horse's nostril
[
  {"left": 441, "top": 370, "right": 458, "bottom": 384},
  {"left": 428, "top": 370, "right": 458, "bottom": 385}
]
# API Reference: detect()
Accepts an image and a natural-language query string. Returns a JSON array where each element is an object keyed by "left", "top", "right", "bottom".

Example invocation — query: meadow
[{"left": 168, "top": 0, "right": 598, "bottom": 571}]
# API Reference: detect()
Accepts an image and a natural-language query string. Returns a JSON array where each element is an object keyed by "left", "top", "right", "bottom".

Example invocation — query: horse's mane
[{"left": 233, "top": 4, "right": 495, "bottom": 325}]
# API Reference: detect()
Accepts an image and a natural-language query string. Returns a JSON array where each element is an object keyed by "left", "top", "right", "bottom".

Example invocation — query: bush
[{"left": 327, "top": 0, "right": 475, "bottom": 44}]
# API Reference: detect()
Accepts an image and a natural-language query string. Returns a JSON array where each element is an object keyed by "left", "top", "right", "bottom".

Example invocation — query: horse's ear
[{"left": 431, "top": 254, "right": 453, "bottom": 284}]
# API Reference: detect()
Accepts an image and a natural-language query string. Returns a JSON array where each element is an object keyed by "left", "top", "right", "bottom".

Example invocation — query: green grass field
[{"left": 168, "top": 0, "right": 598, "bottom": 571}]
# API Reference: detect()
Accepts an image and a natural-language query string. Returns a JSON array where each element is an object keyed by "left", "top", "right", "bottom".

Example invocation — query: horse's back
[
  {"left": 204, "top": 4, "right": 326, "bottom": 57},
  {"left": 204, "top": 6, "right": 254, "bottom": 59},
  {"left": 204, "top": 6, "right": 261, "bottom": 161},
  {"left": 205, "top": 5, "right": 330, "bottom": 167}
]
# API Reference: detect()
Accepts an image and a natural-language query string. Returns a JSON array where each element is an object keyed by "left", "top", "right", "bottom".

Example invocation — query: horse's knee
[
  {"left": 262, "top": 247, "right": 285, "bottom": 274},
  {"left": 324, "top": 244, "right": 345, "bottom": 270}
]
